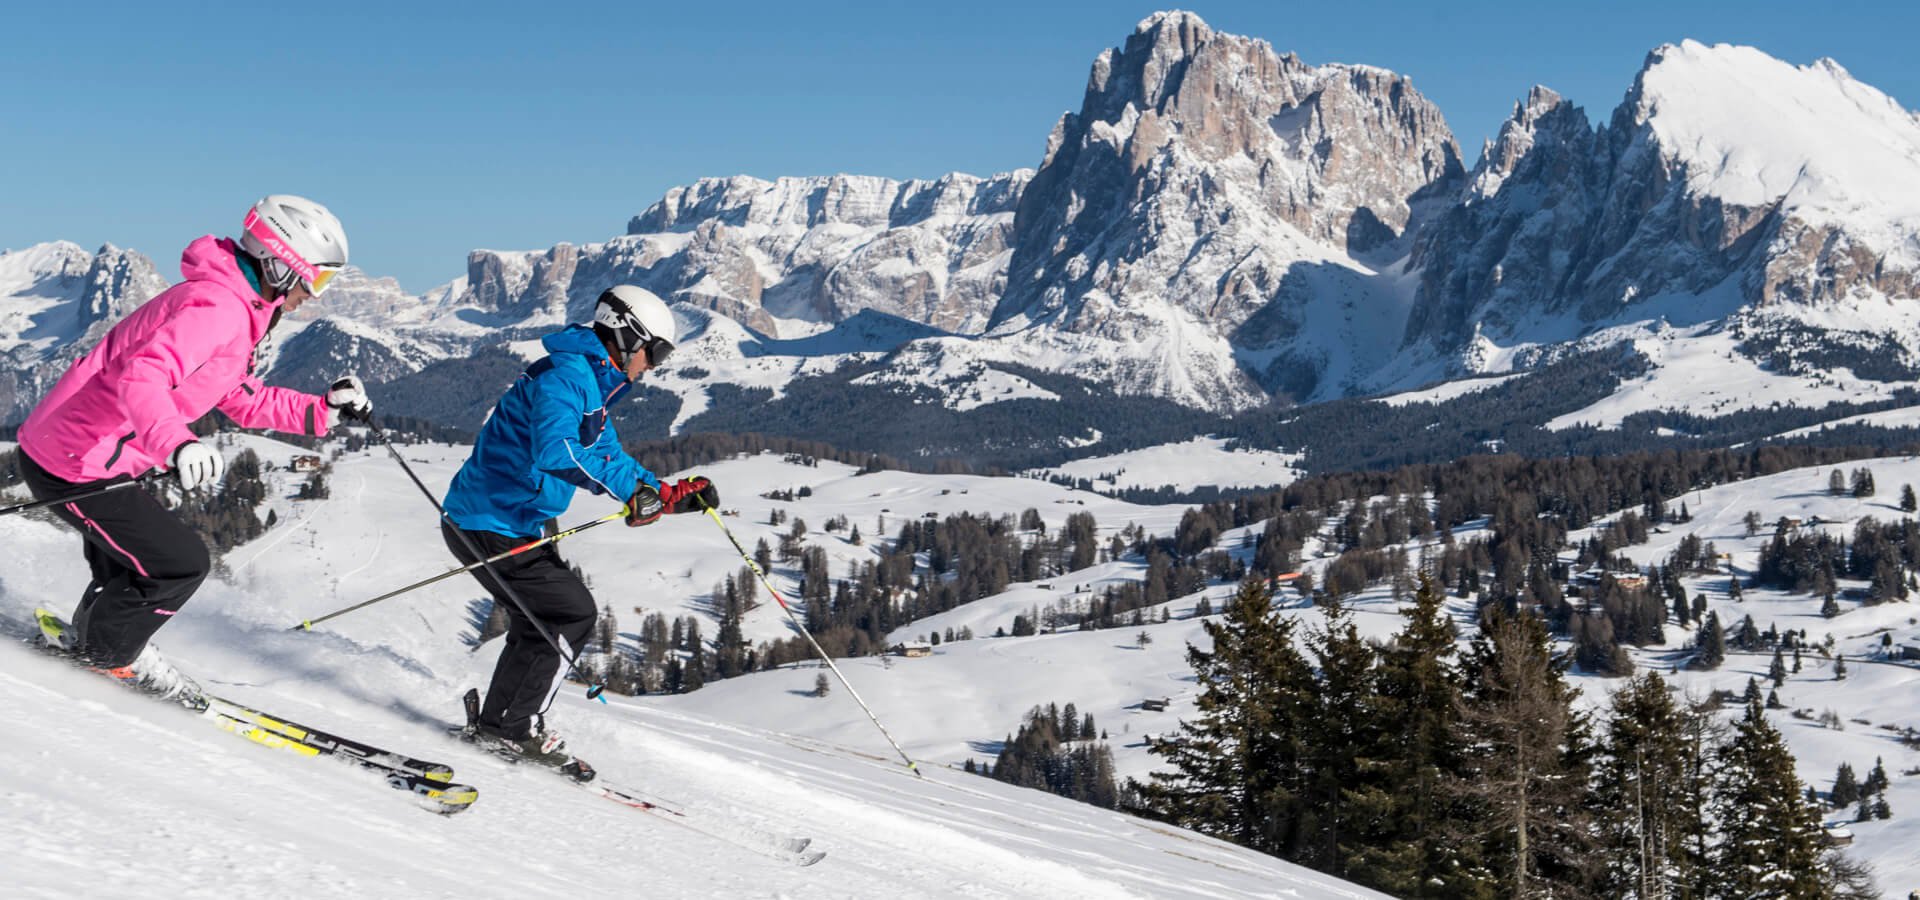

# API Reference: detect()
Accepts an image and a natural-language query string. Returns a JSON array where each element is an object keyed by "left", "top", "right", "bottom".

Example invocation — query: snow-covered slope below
[
  {"left": 1029, "top": 436, "right": 1304, "bottom": 494},
  {"left": 1540, "top": 318, "right": 1909, "bottom": 430},
  {"left": 8, "top": 433, "right": 1920, "bottom": 894},
  {"left": 1, "top": 436, "right": 1383, "bottom": 898}
]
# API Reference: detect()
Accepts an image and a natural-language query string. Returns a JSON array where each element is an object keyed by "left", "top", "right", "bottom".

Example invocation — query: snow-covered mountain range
[
  {"left": 7, "top": 11, "right": 1920, "bottom": 470},
  {"left": 0, "top": 241, "right": 168, "bottom": 424}
]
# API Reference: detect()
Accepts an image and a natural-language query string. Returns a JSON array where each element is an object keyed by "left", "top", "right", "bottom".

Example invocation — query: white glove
[
  {"left": 170, "top": 441, "right": 225, "bottom": 491},
  {"left": 326, "top": 374, "right": 371, "bottom": 423},
  {"left": 248, "top": 331, "right": 274, "bottom": 375}
]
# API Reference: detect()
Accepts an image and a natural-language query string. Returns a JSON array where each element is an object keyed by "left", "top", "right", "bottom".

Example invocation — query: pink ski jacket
[{"left": 19, "top": 236, "right": 331, "bottom": 483}]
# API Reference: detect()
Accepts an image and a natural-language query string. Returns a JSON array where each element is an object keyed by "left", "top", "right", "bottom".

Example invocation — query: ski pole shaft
[
  {"left": 291, "top": 511, "right": 625, "bottom": 631},
  {"left": 365, "top": 420, "right": 609, "bottom": 702},
  {"left": 1, "top": 471, "right": 162, "bottom": 517},
  {"left": 699, "top": 501, "right": 922, "bottom": 778}
]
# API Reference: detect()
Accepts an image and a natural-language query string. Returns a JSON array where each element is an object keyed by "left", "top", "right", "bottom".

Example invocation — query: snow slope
[
  {"left": 7, "top": 431, "right": 1919, "bottom": 896},
  {"left": 0, "top": 436, "right": 1374, "bottom": 899},
  {"left": 703, "top": 454, "right": 1920, "bottom": 896},
  {"left": 1638, "top": 40, "right": 1920, "bottom": 256},
  {"left": 1029, "top": 436, "right": 1304, "bottom": 495}
]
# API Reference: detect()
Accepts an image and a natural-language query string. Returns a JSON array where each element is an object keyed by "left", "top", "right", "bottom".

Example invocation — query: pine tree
[
  {"left": 1861, "top": 757, "right": 1889, "bottom": 807},
  {"left": 1769, "top": 648, "right": 1788, "bottom": 686},
  {"left": 1708, "top": 700, "right": 1834, "bottom": 898},
  {"left": 1135, "top": 578, "right": 1313, "bottom": 857},
  {"left": 1448, "top": 609, "right": 1598, "bottom": 897},
  {"left": 1830, "top": 762, "right": 1860, "bottom": 809},
  {"left": 1593, "top": 673, "right": 1714, "bottom": 900},
  {"left": 1297, "top": 594, "right": 1380, "bottom": 877},
  {"left": 1902, "top": 484, "right": 1917, "bottom": 513},
  {"left": 1694, "top": 611, "right": 1726, "bottom": 669},
  {"left": 1850, "top": 467, "right": 1875, "bottom": 498},
  {"left": 1343, "top": 571, "right": 1463, "bottom": 897}
]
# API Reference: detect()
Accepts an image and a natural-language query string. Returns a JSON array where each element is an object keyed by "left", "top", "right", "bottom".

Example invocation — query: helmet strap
[
  {"left": 258, "top": 258, "right": 300, "bottom": 303},
  {"left": 597, "top": 330, "right": 631, "bottom": 373}
]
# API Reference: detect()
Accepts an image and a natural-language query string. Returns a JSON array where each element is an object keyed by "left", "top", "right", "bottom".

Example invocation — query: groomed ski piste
[
  {"left": 5, "top": 432, "right": 1920, "bottom": 897},
  {"left": 0, "top": 434, "right": 1383, "bottom": 899}
]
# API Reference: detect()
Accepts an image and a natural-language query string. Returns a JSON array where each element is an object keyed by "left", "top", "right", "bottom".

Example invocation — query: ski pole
[
  {"left": 697, "top": 498, "right": 922, "bottom": 778},
  {"left": 1, "top": 471, "right": 164, "bottom": 517},
  {"left": 290, "top": 509, "right": 627, "bottom": 631},
  {"left": 365, "top": 419, "right": 609, "bottom": 702}
]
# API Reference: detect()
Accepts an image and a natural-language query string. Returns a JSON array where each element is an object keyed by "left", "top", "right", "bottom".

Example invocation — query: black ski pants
[
  {"left": 441, "top": 520, "right": 597, "bottom": 739},
  {"left": 19, "top": 451, "right": 211, "bottom": 669}
]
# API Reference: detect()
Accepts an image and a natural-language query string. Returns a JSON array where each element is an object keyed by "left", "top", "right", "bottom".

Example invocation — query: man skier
[
  {"left": 19, "top": 194, "right": 373, "bottom": 703},
  {"left": 441, "top": 285, "right": 716, "bottom": 774}
]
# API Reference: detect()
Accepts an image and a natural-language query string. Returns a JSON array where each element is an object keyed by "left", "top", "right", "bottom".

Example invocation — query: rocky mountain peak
[
  {"left": 1404, "top": 36, "right": 1920, "bottom": 392},
  {"left": 76, "top": 243, "right": 166, "bottom": 329},
  {"left": 991, "top": 10, "right": 1463, "bottom": 409},
  {"left": 1466, "top": 86, "right": 1588, "bottom": 200}
]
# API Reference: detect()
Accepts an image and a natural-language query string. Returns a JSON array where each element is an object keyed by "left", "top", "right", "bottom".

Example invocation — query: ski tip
[{"left": 797, "top": 850, "right": 828, "bottom": 867}]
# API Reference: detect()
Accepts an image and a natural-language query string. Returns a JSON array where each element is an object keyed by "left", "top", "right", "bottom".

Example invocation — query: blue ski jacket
[{"left": 442, "top": 325, "right": 660, "bottom": 538}]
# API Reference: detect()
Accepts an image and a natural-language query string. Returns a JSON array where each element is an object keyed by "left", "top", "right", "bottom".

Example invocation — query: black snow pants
[
  {"left": 19, "top": 450, "right": 211, "bottom": 669},
  {"left": 442, "top": 520, "right": 597, "bottom": 739}
]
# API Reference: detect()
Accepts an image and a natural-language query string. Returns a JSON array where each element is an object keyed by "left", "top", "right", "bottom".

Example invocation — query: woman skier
[
  {"left": 441, "top": 284, "right": 716, "bottom": 776},
  {"left": 18, "top": 194, "right": 373, "bottom": 703}
]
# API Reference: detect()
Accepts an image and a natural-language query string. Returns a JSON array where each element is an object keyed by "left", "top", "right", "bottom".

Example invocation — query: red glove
[
  {"left": 627, "top": 477, "right": 718, "bottom": 527},
  {"left": 661, "top": 476, "right": 719, "bottom": 514}
]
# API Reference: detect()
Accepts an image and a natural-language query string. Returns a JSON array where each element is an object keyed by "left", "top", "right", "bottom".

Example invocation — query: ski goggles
[
  {"left": 242, "top": 209, "right": 342, "bottom": 296},
  {"left": 643, "top": 337, "right": 674, "bottom": 368},
  {"left": 610, "top": 326, "right": 674, "bottom": 368},
  {"left": 307, "top": 266, "right": 342, "bottom": 295}
]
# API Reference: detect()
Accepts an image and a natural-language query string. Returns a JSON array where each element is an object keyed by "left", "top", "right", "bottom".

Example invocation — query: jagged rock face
[
  {"left": 0, "top": 243, "right": 167, "bottom": 424},
  {"left": 996, "top": 11, "right": 1461, "bottom": 331},
  {"left": 465, "top": 243, "right": 580, "bottom": 324},
  {"left": 987, "top": 10, "right": 1462, "bottom": 407},
  {"left": 76, "top": 244, "right": 165, "bottom": 333},
  {"left": 286, "top": 267, "right": 422, "bottom": 325},
  {"left": 1406, "top": 41, "right": 1920, "bottom": 366},
  {"left": 459, "top": 171, "right": 1030, "bottom": 337},
  {"left": 1403, "top": 87, "right": 1609, "bottom": 347},
  {"left": 266, "top": 318, "right": 438, "bottom": 393}
]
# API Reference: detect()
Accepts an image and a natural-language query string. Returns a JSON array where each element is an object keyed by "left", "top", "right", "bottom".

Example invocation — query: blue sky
[{"left": 4, "top": 1, "right": 1913, "bottom": 292}]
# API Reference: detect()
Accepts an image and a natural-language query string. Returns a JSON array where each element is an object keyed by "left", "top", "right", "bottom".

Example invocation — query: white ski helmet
[
  {"left": 593, "top": 285, "right": 677, "bottom": 367},
  {"left": 239, "top": 194, "right": 349, "bottom": 297}
]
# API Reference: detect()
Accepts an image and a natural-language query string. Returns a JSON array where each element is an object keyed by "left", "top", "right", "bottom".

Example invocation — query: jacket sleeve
[
  {"left": 216, "top": 373, "right": 331, "bottom": 436},
  {"left": 527, "top": 364, "right": 656, "bottom": 499},
  {"left": 103, "top": 299, "right": 233, "bottom": 457}
]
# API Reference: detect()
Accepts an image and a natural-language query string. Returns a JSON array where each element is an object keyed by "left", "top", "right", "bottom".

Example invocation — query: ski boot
[{"left": 458, "top": 689, "right": 595, "bottom": 782}]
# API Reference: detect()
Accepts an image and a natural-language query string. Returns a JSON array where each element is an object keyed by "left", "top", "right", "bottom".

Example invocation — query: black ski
[
  {"left": 30, "top": 607, "right": 476, "bottom": 815},
  {"left": 207, "top": 695, "right": 458, "bottom": 783}
]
